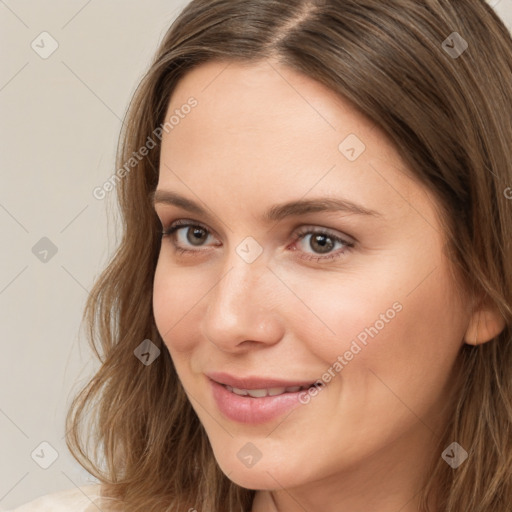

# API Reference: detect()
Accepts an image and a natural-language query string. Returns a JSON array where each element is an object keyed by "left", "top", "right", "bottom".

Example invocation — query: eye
[
  {"left": 161, "top": 219, "right": 218, "bottom": 256},
  {"left": 290, "top": 227, "right": 354, "bottom": 262},
  {"left": 161, "top": 219, "right": 355, "bottom": 263}
]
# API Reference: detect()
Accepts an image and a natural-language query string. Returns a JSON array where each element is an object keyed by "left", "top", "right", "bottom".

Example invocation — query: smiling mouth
[
  {"left": 209, "top": 377, "right": 320, "bottom": 424},
  {"left": 222, "top": 384, "right": 313, "bottom": 398}
]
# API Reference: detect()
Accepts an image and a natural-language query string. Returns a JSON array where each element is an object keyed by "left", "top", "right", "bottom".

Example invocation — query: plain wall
[{"left": 1, "top": 0, "right": 511, "bottom": 508}]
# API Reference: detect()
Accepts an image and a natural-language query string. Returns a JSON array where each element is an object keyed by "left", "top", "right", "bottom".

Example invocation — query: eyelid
[
  {"left": 162, "top": 218, "right": 217, "bottom": 239},
  {"left": 293, "top": 225, "right": 356, "bottom": 245},
  {"left": 161, "top": 218, "right": 354, "bottom": 243}
]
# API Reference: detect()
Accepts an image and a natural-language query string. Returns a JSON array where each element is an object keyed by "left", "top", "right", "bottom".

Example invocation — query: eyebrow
[{"left": 149, "top": 190, "right": 382, "bottom": 222}]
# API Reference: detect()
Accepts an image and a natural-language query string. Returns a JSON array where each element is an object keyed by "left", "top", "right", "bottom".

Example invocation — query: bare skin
[{"left": 152, "top": 59, "right": 505, "bottom": 512}]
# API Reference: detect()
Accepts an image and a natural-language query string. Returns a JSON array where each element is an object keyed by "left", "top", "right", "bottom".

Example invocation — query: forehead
[
  {"left": 157, "top": 59, "right": 430, "bottom": 227},
  {"left": 166, "top": 59, "right": 378, "bottom": 142}
]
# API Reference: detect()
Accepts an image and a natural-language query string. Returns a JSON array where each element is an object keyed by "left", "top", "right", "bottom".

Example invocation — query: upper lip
[{"left": 206, "top": 371, "right": 316, "bottom": 389}]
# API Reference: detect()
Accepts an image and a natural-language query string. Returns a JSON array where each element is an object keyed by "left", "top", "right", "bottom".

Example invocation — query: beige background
[{"left": 1, "top": 0, "right": 511, "bottom": 509}]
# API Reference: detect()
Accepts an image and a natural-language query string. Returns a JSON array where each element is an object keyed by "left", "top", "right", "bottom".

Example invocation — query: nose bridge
[
  {"left": 202, "top": 241, "right": 282, "bottom": 348},
  {"left": 213, "top": 242, "right": 269, "bottom": 313}
]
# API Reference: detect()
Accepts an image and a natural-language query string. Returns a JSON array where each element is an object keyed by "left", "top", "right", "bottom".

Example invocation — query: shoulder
[{"left": 7, "top": 483, "right": 103, "bottom": 512}]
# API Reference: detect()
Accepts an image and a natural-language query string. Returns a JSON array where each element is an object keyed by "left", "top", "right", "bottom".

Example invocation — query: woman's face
[{"left": 152, "top": 59, "right": 471, "bottom": 501}]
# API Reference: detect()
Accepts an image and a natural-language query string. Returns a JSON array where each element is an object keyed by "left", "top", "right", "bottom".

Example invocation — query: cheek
[
  {"left": 279, "top": 262, "right": 406, "bottom": 365},
  {"left": 330, "top": 267, "right": 466, "bottom": 423},
  {"left": 291, "top": 251, "right": 466, "bottom": 388},
  {"left": 152, "top": 256, "right": 202, "bottom": 354}
]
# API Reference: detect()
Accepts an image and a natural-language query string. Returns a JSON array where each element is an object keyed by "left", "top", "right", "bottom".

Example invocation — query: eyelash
[{"left": 160, "top": 219, "right": 355, "bottom": 263}]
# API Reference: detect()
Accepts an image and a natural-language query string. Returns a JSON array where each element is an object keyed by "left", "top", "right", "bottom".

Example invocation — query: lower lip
[{"left": 209, "top": 379, "right": 306, "bottom": 424}]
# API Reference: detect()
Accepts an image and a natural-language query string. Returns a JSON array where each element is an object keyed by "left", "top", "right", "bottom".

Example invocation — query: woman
[{"left": 11, "top": 0, "right": 512, "bottom": 510}]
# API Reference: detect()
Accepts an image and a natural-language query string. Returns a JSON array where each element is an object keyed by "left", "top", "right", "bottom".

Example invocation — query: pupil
[
  {"left": 312, "top": 234, "right": 333, "bottom": 253},
  {"left": 188, "top": 227, "right": 207, "bottom": 245}
]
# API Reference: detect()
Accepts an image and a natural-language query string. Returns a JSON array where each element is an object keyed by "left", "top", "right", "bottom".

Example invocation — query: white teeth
[
  {"left": 231, "top": 387, "right": 249, "bottom": 396},
  {"left": 268, "top": 387, "right": 286, "bottom": 396},
  {"left": 223, "top": 384, "right": 308, "bottom": 397},
  {"left": 247, "top": 388, "right": 268, "bottom": 398}
]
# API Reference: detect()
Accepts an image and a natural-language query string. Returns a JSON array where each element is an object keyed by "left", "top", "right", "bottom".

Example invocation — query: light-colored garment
[{"left": 7, "top": 484, "right": 103, "bottom": 512}]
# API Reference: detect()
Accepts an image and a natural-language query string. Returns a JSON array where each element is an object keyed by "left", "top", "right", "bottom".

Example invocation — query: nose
[{"left": 201, "top": 251, "right": 285, "bottom": 352}]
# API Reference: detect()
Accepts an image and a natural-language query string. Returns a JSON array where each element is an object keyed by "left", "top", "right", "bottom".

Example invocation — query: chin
[
  {"left": 220, "top": 466, "right": 285, "bottom": 491},
  {"left": 212, "top": 449, "right": 300, "bottom": 491}
]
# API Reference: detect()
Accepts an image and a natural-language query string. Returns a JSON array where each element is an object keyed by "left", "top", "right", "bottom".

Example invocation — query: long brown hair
[{"left": 66, "top": 1, "right": 512, "bottom": 510}]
